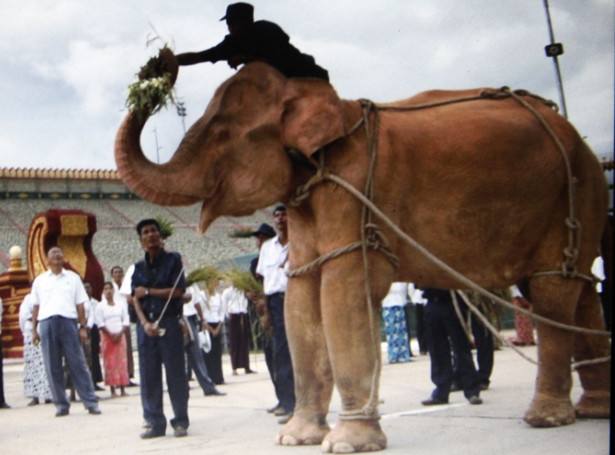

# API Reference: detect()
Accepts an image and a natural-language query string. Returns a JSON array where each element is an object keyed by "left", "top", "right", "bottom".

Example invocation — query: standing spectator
[
  {"left": 0, "top": 297, "right": 10, "bottom": 409},
  {"left": 30, "top": 246, "right": 101, "bottom": 417},
  {"left": 111, "top": 265, "right": 137, "bottom": 386},
  {"left": 508, "top": 286, "right": 536, "bottom": 346},
  {"left": 202, "top": 283, "right": 227, "bottom": 385},
  {"left": 19, "top": 293, "right": 52, "bottom": 406},
  {"left": 256, "top": 204, "right": 295, "bottom": 424},
  {"left": 84, "top": 282, "right": 104, "bottom": 391},
  {"left": 223, "top": 285, "right": 255, "bottom": 376},
  {"left": 249, "top": 223, "right": 276, "bottom": 412},
  {"left": 131, "top": 219, "right": 189, "bottom": 439},
  {"left": 409, "top": 284, "right": 428, "bottom": 355},
  {"left": 183, "top": 282, "right": 225, "bottom": 396},
  {"left": 96, "top": 282, "right": 130, "bottom": 398},
  {"left": 381, "top": 282, "right": 412, "bottom": 364},
  {"left": 420, "top": 288, "right": 482, "bottom": 406}
]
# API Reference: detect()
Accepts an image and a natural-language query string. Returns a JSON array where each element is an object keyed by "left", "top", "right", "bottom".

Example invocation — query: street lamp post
[{"left": 543, "top": 0, "right": 568, "bottom": 119}]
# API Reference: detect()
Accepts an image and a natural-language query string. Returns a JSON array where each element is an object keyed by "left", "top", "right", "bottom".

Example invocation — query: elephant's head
[{"left": 115, "top": 55, "right": 350, "bottom": 232}]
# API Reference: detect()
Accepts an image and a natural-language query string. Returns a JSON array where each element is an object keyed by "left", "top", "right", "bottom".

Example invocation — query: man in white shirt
[
  {"left": 30, "top": 246, "right": 101, "bottom": 417},
  {"left": 222, "top": 285, "right": 255, "bottom": 375},
  {"left": 256, "top": 205, "right": 295, "bottom": 423}
]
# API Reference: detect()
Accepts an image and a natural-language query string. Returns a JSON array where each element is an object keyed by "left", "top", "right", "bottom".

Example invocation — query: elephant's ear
[{"left": 281, "top": 79, "right": 346, "bottom": 157}]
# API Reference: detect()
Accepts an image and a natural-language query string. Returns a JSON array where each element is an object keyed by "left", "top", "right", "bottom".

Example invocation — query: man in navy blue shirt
[
  {"left": 131, "top": 219, "right": 189, "bottom": 439},
  {"left": 176, "top": 3, "right": 329, "bottom": 81}
]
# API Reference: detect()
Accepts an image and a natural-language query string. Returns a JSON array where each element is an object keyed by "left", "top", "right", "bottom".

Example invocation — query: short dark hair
[
  {"left": 273, "top": 204, "right": 286, "bottom": 215},
  {"left": 110, "top": 265, "right": 123, "bottom": 274},
  {"left": 136, "top": 218, "right": 161, "bottom": 236}
]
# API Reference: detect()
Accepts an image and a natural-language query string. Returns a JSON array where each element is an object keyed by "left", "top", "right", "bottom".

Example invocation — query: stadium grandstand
[{"left": 0, "top": 167, "right": 272, "bottom": 276}]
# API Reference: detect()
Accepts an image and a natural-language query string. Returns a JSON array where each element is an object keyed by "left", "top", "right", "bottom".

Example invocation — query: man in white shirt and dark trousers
[
  {"left": 30, "top": 246, "right": 101, "bottom": 417},
  {"left": 256, "top": 205, "right": 295, "bottom": 424}
]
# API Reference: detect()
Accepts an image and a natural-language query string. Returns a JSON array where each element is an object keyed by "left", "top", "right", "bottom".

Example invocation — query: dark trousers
[
  {"left": 184, "top": 316, "right": 217, "bottom": 394},
  {"left": 414, "top": 304, "right": 427, "bottom": 354},
  {"left": 228, "top": 313, "right": 251, "bottom": 370},
  {"left": 452, "top": 312, "right": 494, "bottom": 388},
  {"left": 203, "top": 322, "right": 225, "bottom": 385},
  {"left": 40, "top": 317, "right": 99, "bottom": 412},
  {"left": 269, "top": 293, "right": 295, "bottom": 412},
  {"left": 89, "top": 325, "right": 103, "bottom": 383},
  {"left": 137, "top": 317, "right": 189, "bottom": 432},
  {"left": 425, "top": 299, "right": 480, "bottom": 402}
]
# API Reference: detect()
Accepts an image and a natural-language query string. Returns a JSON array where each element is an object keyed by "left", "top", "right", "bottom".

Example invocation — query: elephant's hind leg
[
  {"left": 572, "top": 282, "right": 611, "bottom": 419},
  {"left": 523, "top": 275, "right": 578, "bottom": 427}
]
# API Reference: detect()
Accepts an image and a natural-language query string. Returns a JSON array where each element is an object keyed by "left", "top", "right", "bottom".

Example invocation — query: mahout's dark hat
[{"left": 220, "top": 3, "right": 254, "bottom": 24}]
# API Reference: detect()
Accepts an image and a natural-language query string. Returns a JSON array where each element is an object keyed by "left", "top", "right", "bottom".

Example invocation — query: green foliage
[
  {"left": 186, "top": 266, "right": 221, "bottom": 295},
  {"left": 125, "top": 45, "right": 175, "bottom": 120},
  {"left": 222, "top": 267, "right": 263, "bottom": 297},
  {"left": 154, "top": 215, "right": 174, "bottom": 239},
  {"left": 228, "top": 227, "right": 255, "bottom": 238}
]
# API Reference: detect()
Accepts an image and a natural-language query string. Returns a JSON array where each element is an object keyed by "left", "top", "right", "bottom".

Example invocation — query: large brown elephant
[{"left": 115, "top": 53, "right": 610, "bottom": 453}]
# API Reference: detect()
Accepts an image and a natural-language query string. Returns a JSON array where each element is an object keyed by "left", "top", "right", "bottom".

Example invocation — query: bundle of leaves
[
  {"left": 154, "top": 215, "right": 175, "bottom": 240},
  {"left": 186, "top": 266, "right": 221, "bottom": 294},
  {"left": 228, "top": 227, "right": 255, "bottom": 238},
  {"left": 126, "top": 45, "right": 175, "bottom": 120},
  {"left": 223, "top": 267, "right": 263, "bottom": 297}
]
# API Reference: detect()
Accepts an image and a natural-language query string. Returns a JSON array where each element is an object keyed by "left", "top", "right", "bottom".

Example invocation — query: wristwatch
[
  {"left": 145, "top": 288, "right": 149, "bottom": 296},
  {"left": 78, "top": 323, "right": 86, "bottom": 330}
]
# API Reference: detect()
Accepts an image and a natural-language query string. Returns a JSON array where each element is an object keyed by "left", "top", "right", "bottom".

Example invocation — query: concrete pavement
[{"left": 0, "top": 332, "right": 610, "bottom": 454}]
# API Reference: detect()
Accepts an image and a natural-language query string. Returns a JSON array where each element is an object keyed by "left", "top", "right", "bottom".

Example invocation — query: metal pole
[
  {"left": 543, "top": 0, "right": 568, "bottom": 119},
  {"left": 153, "top": 128, "right": 160, "bottom": 163}
]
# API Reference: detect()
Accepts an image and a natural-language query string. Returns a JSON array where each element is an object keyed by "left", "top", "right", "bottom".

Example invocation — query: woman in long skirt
[
  {"left": 96, "top": 282, "right": 130, "bottom": 397},
  {"left": 19, "top": 294, "right": 52, "bottom": 405}
]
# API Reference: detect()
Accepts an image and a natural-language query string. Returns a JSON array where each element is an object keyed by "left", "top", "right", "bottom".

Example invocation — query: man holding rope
[{"left": 131, "top": 219, "right": 189, "bottom": 439}]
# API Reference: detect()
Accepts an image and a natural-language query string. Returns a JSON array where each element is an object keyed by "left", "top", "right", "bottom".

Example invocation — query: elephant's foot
[
  {"left": 276, "top": 414, "right": 331, "bottom": 446},
  {"left": 523, "top": 393, "right": 575, "bottom": 427},
  {"left": 574, "top": 391, "right": 610, "bottom": 419},
  {"left": 321, "top": 420, "right": 387, "bottom": 453}
]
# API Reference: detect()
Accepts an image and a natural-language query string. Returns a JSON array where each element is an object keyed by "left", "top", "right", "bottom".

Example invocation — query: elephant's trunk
[
  {"left": 114, "top": 49, "right": 203, "bottom": 206},
  {"left": 114, "top": 110, "right": 203, "bottom": 206}
]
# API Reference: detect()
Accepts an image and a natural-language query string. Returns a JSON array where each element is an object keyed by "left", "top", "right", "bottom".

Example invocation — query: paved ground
[{"left": 1, "top": 332, "right": 610, "bottom": 454}]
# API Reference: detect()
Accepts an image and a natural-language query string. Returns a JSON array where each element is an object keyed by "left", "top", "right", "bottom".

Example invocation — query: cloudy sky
[{"left": 0, "top": 0, "right": 612, "bottom": 171}]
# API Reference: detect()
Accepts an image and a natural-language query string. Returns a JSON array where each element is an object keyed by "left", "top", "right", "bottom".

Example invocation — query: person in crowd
[
  {"left": 409, "top": 283, "right": 428, "bottom": 355},
  {"left": 0, "top": 297, "right": 10, "bottom": 409},
  {"left": 508, "top": 286, "right": 536, "bottom": 346},
  {"left": 183, "top": 281, "right": 225, "bottom": 396},
  {"left": 131, "top": 219, "right": 189, "bottom": 439},
  {"left": 256, "top": 205, "right": 295, "bottom": 424},
  {"left": 381, "top": 282, "right": 412, "bottom": 364},
  {"left": 96, "top": 281, "right": 130, "bottom": 398},
  {"left": 176, "top": 2, "right": 329, "bottom": 80},
  {"left": 223, "top": 284, "right": 255, "bottom": 376},
  {"left": 19, "top": 293, "right": 52, "bottom": 406},
  {"left": 30, "top": 246, "right": 101, "bottom": 417},
  {"left": 248, "top": 223, "right": 277, "bottom": 412},
  {"left": 111, "top": 265, "right": 137, "bottom": 386},
  {"left": 202, "top": 282, "right": 227, "bottom": 386},
  {"left": 83, "top": 282, "right": 104, "bottom": 391},
  {"left": 421, "top": 288, "right": 482, "bottom": 407}
]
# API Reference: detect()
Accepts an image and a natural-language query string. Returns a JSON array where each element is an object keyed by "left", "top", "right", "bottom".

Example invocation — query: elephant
[{"left": 115, "top": 51, "right": 610, "bottom": 453}]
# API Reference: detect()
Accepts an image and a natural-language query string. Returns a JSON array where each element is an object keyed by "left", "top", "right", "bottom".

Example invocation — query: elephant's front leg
[
  {"left": 319, "top": 259, "right": 389, "bottom": 453},
  {"left": 277, "top": 272, "right": 334, "bottom": 446}
]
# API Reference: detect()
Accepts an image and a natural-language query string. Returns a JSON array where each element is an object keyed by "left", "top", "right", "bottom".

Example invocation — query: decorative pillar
[{"left": 0, "top": 246, "right": 30, "bottom": 358}]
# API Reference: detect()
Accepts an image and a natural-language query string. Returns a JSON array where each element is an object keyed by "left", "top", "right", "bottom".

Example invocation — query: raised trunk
[{"left": 114, "top": 109, "right": 203, "bottom": 206}]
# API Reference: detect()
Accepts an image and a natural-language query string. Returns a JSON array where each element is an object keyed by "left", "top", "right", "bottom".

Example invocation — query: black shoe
[
  {"left": 140, "top": 428, "right": 165, "bottom": 439},
  {"left": 0, "top": 402, "right": 11, "bottom": 409},
  {"left": 88, "top": 407, "right": 102, "bottom": 415},
  {"left": 94, "top": 385, "right": 105, "bottom": 391},
  {"left": 128, "top": 381, "right": 138, "bottom": 387},
  {"left": 468, "top": 395, "right": 483, "bottom": 405},
  {"left": 450, "top": 383, "right": 462, "bottom": 392},
  {"left": 267, "top": 403, "right": 282, "bottom": 414},
  {"left": 421, "top": 397, "right": 448, "bottom": 406},
  {"left": 55, "top": 409, "right": 69, "bottom": 417},
  {"left": 173, "top": 426, "right": 188, "bottom": 437},
  {"left": 480, "top": 383, "right": 489, "bottom": 391},
  {"left": 205, "top": 389, "right": 226, "bottom": 396}
]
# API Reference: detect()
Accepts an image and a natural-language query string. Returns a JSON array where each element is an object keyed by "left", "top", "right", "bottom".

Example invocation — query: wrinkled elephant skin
[{"left": 115, "top": 57, "right": 610, "bottom": 453}]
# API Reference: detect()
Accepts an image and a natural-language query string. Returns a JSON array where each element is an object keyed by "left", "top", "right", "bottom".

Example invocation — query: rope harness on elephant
[{"left": 286, "top": 87, "right": 611, "bottom": 421}]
